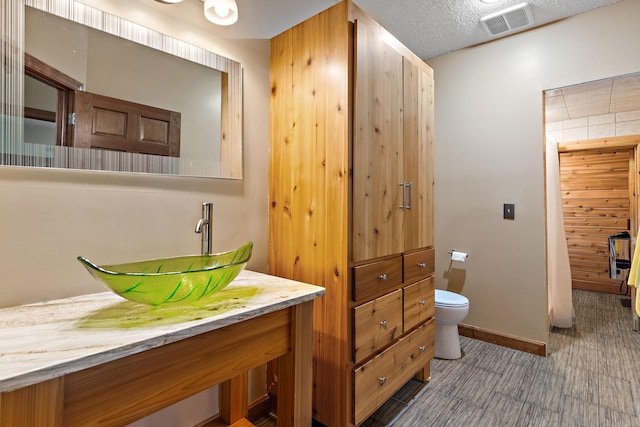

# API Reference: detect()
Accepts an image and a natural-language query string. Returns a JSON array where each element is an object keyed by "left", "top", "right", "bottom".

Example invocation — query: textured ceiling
[
  {"left": 352, "top": 0, "right": 620, "bottom": 59},
  {"left": 197, "top": 0, "right": 620, "bottom": 60}
]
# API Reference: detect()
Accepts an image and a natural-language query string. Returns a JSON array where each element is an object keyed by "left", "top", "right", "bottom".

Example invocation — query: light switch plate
[{"left": 504, "top": 203, "right": 515, "bottom": 220}]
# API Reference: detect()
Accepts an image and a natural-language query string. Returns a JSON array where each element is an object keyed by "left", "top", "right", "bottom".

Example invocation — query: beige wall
[
  {"left": 3, "top": 0, "right": 269, "bottom": 309},
  {"left": 2, "top": 0, "right": 269, "bottom": 424},
  {"left": 427, "top": 0, "right": 640, "bottom": 343}
]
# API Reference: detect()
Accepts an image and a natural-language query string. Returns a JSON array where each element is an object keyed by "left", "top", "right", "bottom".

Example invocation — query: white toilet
[{"left": 434, "top": 289, "right": 469, "bottom": 359}]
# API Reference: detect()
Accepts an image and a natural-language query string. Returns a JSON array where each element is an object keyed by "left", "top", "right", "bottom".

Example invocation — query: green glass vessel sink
[{"left": 78, "top": 242, "right": 252, "bottom": 306}]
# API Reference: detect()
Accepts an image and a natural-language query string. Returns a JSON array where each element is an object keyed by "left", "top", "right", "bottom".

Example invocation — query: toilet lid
[{"left": 435, "top": 289, "right": 469, "bottom": 307}]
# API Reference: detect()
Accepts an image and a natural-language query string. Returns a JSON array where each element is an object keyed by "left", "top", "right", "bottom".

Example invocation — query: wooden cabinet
[
  {"left": 404, "top": 277, "right": 436, "bottom": 333},
  {"left": 352, "top": 23, "right": 435, "bottom": 263},
  {"left": 403, "top": 59, "right": 435, "bottom": 252},
  {"left": 269, "top": 1, "right": 434, "bottom": 426},
  {"left": 353, "top": 289, "right": 403, "bottom": 363},
  {"left": 353, "top": 320, "right": 435, "bottom": 425},
  {"left": 352, "top": 256, "right": 402, "bottom": 302},
  {"left": 352, "top": 18, "right": 405, "bottom": 262}
]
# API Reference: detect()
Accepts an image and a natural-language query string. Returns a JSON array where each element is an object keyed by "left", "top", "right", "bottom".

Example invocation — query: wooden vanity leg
[
  {"left": 414, "top": 362, "right": 431, "bottom": 382},
  {"left": 220, "top": 372, "right": 249, "bottom": 424},
  {"left": 276, "top": 300, "right": 314, "bottom": 427},
  {"left": 0, "top": 377, "right": 64, "bottom": 427}
]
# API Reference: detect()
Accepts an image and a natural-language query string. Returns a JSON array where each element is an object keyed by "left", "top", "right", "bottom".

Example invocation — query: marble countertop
[{"left": 0, "top": 270, "right": 324, "bottom": 394}]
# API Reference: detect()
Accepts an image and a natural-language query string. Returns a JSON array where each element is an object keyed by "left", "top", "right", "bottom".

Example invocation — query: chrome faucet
[{"left": 195, "top": 202, "right": 213, "bottom": 255}]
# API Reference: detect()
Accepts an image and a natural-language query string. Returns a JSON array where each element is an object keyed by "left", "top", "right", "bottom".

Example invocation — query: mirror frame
[{"left": 16, "top": 0, "right": 243, "bottom": 179}]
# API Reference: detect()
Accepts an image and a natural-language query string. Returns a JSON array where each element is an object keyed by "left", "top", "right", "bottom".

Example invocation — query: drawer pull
[
  {"left": 380, "top": 320, "right": 388, "bottom": 328},
  {"left": 417, "top": 262, "right": 427, "bottom": 268},
  {"left": 419, "top": 300, "right": 426, "bottom": 306},
  {"left": 377, "top": 274, "right": 388, "bottom": 280},
  {"left": 419, "top": 345, "right": 426, "bottom": 352},
  {"left": 378, "top": 376, "right": 387, "bottom": 385}
]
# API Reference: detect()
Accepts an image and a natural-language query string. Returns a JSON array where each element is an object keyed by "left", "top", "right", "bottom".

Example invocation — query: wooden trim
[
  {"left": 24, "top": 106, "right": 55, "bottom": 122},
  {"left": 24, "top": 52, "right": 83, "bottom": 147},
  {"left": 572, "top": 280, "right": 626, "bottom": 295},
  {"left": 247, "top": 394, "right": 273, "bottom": 422},
  {"left": 458, "top": 324, "right": 546, "bottom": 356},
  {"left": 558, "top": 135, "right": 640, "bottom": 152},
  {"left": 24, "top": 52, "right": 83, "bottom": 91}
]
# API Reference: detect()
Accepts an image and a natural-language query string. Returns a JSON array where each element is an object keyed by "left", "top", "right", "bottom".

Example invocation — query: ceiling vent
[{"left": 481, "top": 3, "right": 533, "bottom": 37}]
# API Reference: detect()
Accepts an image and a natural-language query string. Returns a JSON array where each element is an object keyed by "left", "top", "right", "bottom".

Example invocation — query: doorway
[
  {"left": 545, "top": 72, "right": 640, "bottom": 296},
  {"left": 558, "top": 143, "right": 636, "bottom": 293}
]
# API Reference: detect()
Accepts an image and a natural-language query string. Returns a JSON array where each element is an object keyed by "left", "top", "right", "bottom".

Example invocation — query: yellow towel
[{"left": 627, "top": 229, "right": 640, "bottom": 317}]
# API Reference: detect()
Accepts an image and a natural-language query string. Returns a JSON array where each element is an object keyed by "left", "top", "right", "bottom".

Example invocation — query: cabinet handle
[
  {"left": 377, "top": 274, "right": 388, "bottom": 281},
  {"left": 378, "top": 376, "right": 387, "bottom": 385},
  {"left": 407, "top": 181, "right": 413, "bottom": 211},
  {"left": 419, "top": 300, "right": 426, "bottom": 305},
  {"left": 419, "top": 346, "right": 426, "bottom": 352},
  {"left": 399, "top": 182, "right": 407, "bottom": 209},
  {"left": 417, "top": 262, "right": 426, "bottom": 268},
  {"left": 380, "top": 320, "right": 387, "bottom": 328}
]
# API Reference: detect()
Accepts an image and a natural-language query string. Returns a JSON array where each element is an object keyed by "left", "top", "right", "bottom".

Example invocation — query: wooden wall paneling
[
  {"left": 352, "top": 18, "right": 404, "bottom": 262},
  {"left": 557, "top": 135, "right": 640, "bottom": 152},
  {"left": 560, "top": 148, "right": 632, "bottom": 292},
  {"left": 269, "top": 2, "right": 350, "bottom": 426}
]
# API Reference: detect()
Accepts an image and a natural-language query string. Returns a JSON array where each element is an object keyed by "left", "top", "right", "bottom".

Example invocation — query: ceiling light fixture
[
  {"left": 203, "top": 0, "right": 238, "bottom": 26},
  {"left": 480, "top": 0, "right": 502, "bottom": 3},
  {"left": 154, "top": 0, "right": 184, "bottom": 4}
]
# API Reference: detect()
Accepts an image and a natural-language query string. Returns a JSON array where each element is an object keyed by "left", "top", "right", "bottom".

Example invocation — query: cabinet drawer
[
  {"left": 353, "top": 319, "right": 434, "bottom": 425},
  {"left": 353, "top": 256, "right": 403, "bottom": 302},
  {"left": 403, "top": 248, "right": 435, "bottom": 284},
  {"left": 353, "top": 289, "right": 403, "bottom": 364},
  {"left": 404, "top": 277, "right": 435, "bottom": 333}
]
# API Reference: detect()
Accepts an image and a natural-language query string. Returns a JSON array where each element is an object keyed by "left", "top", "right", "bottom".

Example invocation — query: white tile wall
[
  {"left": 588, "top": 113, "right": 615, "bottom": 125},
  {"left": 547, "top": 108, "right": 640, "bottom": 142},
  {"left": 545, "top": 72, "right": 640, "bottom": 143}
]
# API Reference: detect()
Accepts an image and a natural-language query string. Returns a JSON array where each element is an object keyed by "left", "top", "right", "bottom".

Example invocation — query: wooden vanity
[{"left": 0, "top": 270, "right": 324, "bottom": 426}]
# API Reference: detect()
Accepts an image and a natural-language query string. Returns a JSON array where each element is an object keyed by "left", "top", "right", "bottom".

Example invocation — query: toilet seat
[{"left": 435, "top": 289, "right": 469, "bottom": 308}]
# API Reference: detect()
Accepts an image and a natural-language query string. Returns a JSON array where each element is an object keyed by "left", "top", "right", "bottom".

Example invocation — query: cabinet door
[
  {"left": 403, "top": 58, "right": 434, "bottom": 251},
  {"left": 352, "top": 19, "right": 405, "bottom": 262}
]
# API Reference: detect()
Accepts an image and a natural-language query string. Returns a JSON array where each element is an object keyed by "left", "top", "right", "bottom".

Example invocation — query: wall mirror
[{"left": 5, "top": 0, "right": 243, "bottom": 179}]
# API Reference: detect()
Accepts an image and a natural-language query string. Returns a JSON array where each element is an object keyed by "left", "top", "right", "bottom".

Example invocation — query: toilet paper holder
[{"left": 448, "top": 249, "right": 469, "bottom": 261}]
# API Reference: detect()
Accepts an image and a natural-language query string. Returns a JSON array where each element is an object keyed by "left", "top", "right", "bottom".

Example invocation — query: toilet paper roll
[{"left": 451, "top": 251, "right": 468, "bottom": 262}]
